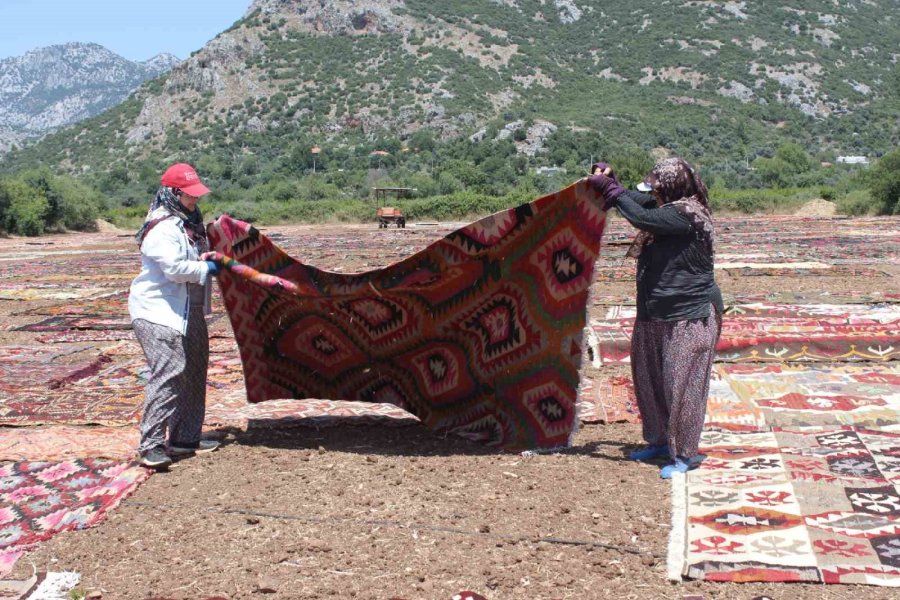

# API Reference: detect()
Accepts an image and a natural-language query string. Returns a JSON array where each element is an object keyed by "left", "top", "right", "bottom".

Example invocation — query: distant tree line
[{"left": 2, "top": 144, "right": 898, "bottom": 236}]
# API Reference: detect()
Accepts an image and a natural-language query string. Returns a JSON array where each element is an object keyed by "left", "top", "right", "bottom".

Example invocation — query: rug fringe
[
  {"left": 28, "top": 571, "right": 80, "bottom": 600},
  {"left": 569, "top": 408, "right": 581, "bottom": 444},
  {"left": 667, "top": 471, "right": 688, "bottom": 582},
  {"left": 585, "top": 325, "right": 601, "bottom": 369},
  {"left": 520, "top": 443, "right": 572, "bottom": 457}
]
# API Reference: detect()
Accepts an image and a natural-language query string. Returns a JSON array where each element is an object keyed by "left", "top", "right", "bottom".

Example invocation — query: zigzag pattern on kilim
[{"left": 207, "top": 180, "right": 607, "bottom": 450}]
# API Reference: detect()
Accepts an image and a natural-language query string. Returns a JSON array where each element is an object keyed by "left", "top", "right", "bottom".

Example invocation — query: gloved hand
[
  {"left": 590, "top": 162, "right": 621, "bottom": 185},
  {"left": 588, "top": 174, "right": 625, "bottom": 210},
  {"left": 206, "top": 260, "right": 220, "bottom": 276}
]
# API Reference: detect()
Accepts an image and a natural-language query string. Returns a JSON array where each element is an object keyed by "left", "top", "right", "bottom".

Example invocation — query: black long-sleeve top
[{"left": 611, "top": 190, "right": 724, "bottom": 322}]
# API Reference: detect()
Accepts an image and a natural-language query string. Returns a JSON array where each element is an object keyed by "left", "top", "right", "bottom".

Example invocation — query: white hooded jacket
[{"left": 128, "top": 212, "right": 212, "bottom": 335}]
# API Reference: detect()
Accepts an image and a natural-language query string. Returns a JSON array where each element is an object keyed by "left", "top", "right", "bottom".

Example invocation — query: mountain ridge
[
  {"left": 0, "top": 42, "right": 179, "bottom": 152},
  {"left": 1, "top": 0, "right": 898, "bottom": 190}
]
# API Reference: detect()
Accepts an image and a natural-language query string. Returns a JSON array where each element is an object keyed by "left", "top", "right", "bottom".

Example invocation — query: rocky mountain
[
  {"left": 0, "top": 43, "right": 179, "bottom": 152},
  {"left": 1, "top": 0, "right": 897, "bottom": 182}
]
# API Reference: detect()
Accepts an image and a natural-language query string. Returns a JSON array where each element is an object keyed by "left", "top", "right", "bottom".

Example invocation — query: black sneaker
[
  {"left": 168, "top": 439, "right": 220, "bottom": 457},
  {"left": 140, "top": 447, "right": 173, "bottom": 470}
]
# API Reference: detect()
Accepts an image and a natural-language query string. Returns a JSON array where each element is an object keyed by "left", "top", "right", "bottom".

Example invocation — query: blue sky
[{"left": 0, "top": 0, "right": 253, "bottom": 62}]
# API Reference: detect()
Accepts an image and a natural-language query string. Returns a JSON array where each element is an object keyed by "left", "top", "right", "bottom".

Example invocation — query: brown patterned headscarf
[{"left": 626, "top": 157, "right": 715, "bottom": 259}]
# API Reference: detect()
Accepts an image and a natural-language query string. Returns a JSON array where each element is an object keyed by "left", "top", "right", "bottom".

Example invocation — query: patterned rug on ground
[
  {"left": 0, "top": 459, "right": 149, "bottom": 577},
  {"left": 0, "top": 426, "right": 138, "bottom": 461},
  {"left": 12, "top": 315, "right": 132, "bottom": 333},
  {"left": 591, "top": 304, "right": 900, "bottom": 365},
  {"left": 670, "top": 426, "right": 900, "bottom": 586},
  {"left": 35, "top": 329, "right": 136, "bottom": 344},
  {"left": 712, "top": 363, "right": 900, "bottom": 431},
  {"left": 576, "top": 375, "right": 638, "bottom": 424},
  {"left": 0, "top": 348, "right": 138, "bottom": 428},
  {"left": 208, "top": 181, "right": 608, "bottom": 450},
  {"left": 16, "top": 291, "right": 128, "bottom": 317},
  {"left": 0, "top": 381, "right": 143, "bottom": 427},
  {"left": 0, "top": 345, "right": 105, "bottom": 394},
  {"left": 672, "top": 359, "right": 900, "bottom": 586}
]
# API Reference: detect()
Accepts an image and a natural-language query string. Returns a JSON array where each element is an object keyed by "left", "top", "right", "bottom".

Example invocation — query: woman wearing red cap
[
  {"left": 588, "top": 158, "right": 723, "bottom": 479},
  {"left": 128, "top": 163, "right": 221, "bottom": 470}
]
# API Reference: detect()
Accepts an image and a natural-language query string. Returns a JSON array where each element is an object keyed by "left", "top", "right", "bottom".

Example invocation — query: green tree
[
  {"left": 608, "top": 148, "right": 654, "bottom": 188},
  {"left": 52, "top": 176, "right": 102, "bottom": 230},
  {"left": 868, "top": 149, "right": 900, "bottom": 215},
  {"left": 755, "top": 143, "right": 814, "bottom": 186},
  {"left": 753, "top": 156, "right": 789, "bottom": 187},
  {"left": 775, "top": 142, "right": 813, "bottom": 174},
  {"left": 439, "top": 159, "right": 487, "bottom": 191},
  {"left": 99, "top": 164, "right": 130, "bottom": 193},
  {"left": 409, "top": 130, "right": 436, "bottom": 153},
  {"left": 0, "top": 179, "right": 49, "bottom": 235}
]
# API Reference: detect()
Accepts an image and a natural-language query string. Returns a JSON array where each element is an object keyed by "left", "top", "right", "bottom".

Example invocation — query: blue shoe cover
[
  {"left": 628, "top": 444, "right": 669, "bottom": 461},
  {"left": 660, "top": 458, "right": 691, "bottom": 479}
]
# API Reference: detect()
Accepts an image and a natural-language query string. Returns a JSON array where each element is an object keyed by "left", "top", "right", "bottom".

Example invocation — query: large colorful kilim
[
  {"left": 0, "top": 459, "right": 149, "bottom": 577},
  {"left": 208, "top": 181, "right": 607, "bottom": 450},
  {"left": 671, "top": 427, "right": 900, "bottom": 585},
  {"left": 592, "top": 304, "right": 900, "bottom": 364},
  {"left": 673, "top": 360, "right": 900, "bottom": 586}
]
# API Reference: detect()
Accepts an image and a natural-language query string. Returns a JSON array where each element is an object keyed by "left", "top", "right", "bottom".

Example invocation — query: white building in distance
[{"left": 836, "top": 156, "right": 870, "bottom": 165}]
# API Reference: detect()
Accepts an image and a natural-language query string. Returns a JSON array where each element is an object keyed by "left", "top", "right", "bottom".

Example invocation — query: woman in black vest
[{"left": 589, "top": 158, "right": 723, "bottom": 478}]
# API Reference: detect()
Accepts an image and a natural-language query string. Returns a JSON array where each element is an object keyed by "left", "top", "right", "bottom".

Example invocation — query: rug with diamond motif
[
  {"left": 669, "top": 426, "right": 900, "bottom": 586},
  {"left": 0, "top": 459, "right": 149, "bottom": 577},
  {"left": 207, "top": 180, "right": 608, "bottom": 450}
]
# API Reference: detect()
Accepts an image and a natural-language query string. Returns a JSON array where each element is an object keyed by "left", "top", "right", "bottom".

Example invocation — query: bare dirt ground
[{"left": 5, "top": 217, "right": 900, "bottom": 600}]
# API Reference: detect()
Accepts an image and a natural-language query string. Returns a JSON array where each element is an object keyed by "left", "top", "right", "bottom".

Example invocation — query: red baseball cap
[{"left": 160, "top": 163, "right": 211, "bottom": 197}]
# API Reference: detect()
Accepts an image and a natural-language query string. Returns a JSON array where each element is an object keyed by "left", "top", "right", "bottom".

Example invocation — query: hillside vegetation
[{"left": 1, "top": 0, "right": 898, "bottom": 233}]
